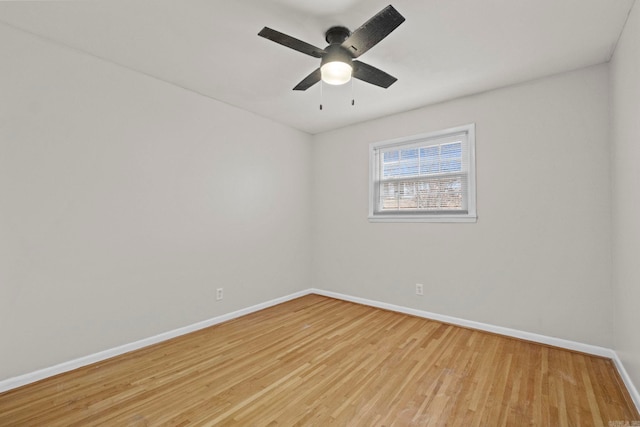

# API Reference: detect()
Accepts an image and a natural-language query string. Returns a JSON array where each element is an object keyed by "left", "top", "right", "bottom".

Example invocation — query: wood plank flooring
[{"left": 0, "top": 294, "right": 638, "bottom": 426}]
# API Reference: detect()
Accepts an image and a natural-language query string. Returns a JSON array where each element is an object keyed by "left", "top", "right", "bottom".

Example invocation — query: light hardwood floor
[{"left": 0, "top": 294, "right": 638, "bottom": 426}]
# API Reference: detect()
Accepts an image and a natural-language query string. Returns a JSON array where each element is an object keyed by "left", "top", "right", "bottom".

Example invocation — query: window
[{"left": 369, "top": 124, "right": 476, "bottom": 222}]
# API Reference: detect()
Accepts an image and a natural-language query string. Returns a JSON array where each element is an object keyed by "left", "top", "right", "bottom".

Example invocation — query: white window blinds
[{"left": 369, "top": 124, "right": 476, "bottom": 222}]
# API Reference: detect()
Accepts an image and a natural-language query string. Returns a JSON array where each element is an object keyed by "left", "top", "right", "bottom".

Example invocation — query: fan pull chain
[
  {"left": 351, "top": 78, "right": 355, "bottom": 106},
  {"left": 319, "top": 80, "right": 323, "bottom": 111}
]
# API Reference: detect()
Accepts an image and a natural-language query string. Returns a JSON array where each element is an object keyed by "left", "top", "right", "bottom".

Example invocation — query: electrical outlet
[
  {"left": 216, "top": 288, "right": 224, "bottom": 301},
  {"left": 415, "top": 284, "right": 424, "bottom": 296}
]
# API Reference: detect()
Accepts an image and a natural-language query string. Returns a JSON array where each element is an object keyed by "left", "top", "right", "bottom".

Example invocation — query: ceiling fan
[{"left": 258, "top": 5, "right": 405, "bottom": 91}]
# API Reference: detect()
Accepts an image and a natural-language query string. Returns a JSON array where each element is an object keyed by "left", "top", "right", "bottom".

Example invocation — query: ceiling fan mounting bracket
[{"left": 325, "top": 26, "right": 351, "bottom": 45}]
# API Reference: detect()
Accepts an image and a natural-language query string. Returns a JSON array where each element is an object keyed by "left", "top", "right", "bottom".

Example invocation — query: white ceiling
[{"left": 0, "top": 0, "right": 635, "bottom": 134}]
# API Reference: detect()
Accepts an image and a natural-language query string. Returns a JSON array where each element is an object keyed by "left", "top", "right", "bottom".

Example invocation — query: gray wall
[
  {"left": 0, "top": 24, "right": 312, "bottom": 380},
  {"left": 611, "top": 0, "right": 640, "bottom": 393},
  {"left": 312, "top": 65, "right": 612, "bottom": 347}
]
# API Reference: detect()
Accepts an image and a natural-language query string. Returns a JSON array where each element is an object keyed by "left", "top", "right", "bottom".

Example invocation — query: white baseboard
[
  {"left": 310, "top": 288, "right": 639, "bottom": 412},
  {"left": 612, "top": 352, "right": 640, "bottom": 412},
  {"left": 310, "top": 289, "right": 614, "bottom": 357},
  {"left": 2, "top": 287, "right": 638, "bottom": 414},
  {"left": 0, "top": 289, "right": 312, "bottom": 394}
]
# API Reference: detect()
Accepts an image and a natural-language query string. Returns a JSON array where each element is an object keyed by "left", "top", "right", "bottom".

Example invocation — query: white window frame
[{"left": 368, "top": 123, "right": 477, "bottom": 223}]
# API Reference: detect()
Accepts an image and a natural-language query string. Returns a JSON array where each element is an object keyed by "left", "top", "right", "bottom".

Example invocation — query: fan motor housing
[{"left": 321, "top": 44, "right": 353, "bottom": 67}]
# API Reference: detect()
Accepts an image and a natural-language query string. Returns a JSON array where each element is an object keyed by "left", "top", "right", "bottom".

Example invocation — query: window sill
[{"left": 368, "top": 214, "right": 477, "bottom": 223}]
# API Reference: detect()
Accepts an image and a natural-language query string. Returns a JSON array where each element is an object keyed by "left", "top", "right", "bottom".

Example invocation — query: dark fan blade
[
  {"left": 258, "top": 27, "right": 326, "bottom": 58},
  {"left": 341, "top": 5, "right": 405, "bottom": 58},
  {"left": 293, "top": 68, "right": 321, "bottom": 91},
  {"left": 352, "top": 60, "right": 397, "bottom": 88}
]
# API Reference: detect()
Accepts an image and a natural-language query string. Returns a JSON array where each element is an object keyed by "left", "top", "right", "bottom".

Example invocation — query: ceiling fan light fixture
[
  {"left": 321, "top": 61, "right": 352, "bottom": 85},
  {"left": 320, "top": 44, "right": 353, "bottom": 85}
]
